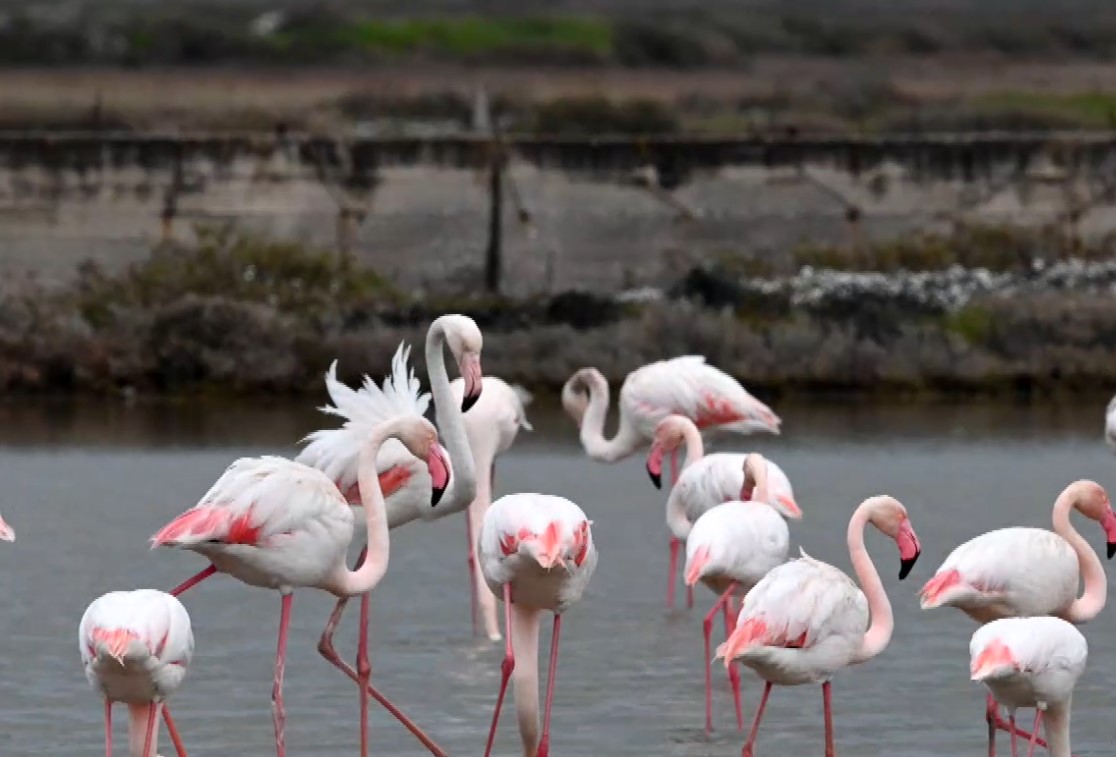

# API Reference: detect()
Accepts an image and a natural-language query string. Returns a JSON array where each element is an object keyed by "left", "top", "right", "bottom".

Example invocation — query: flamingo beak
[
  {"left": 646, "top": 442, "right": 665, "bottom": 490},
  {"left": 897, "top": 520, "right": 921, "bottom": 580},
  {"left": 1101, "top": 506, "right": 1116, "bottom": 559},
  {"left": 427, "top": 443, "right": 451, "bottom": 507},
  {"left": 459, "top": 352, "right": 483, "bottom": 412},
  {"left": 0, "top": 515, "right": 14, "bottom": 542}
]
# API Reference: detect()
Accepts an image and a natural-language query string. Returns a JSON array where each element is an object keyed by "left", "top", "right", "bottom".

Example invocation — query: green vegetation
[{"left": 974, "top": 92, "right": 1116, "bottom": 129}]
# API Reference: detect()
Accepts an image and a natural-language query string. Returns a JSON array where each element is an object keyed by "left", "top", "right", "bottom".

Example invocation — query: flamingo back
[
  {"left": 970, "top": 616, "right": 1087, "bottom": 709},
  {"left": 620, "top": 356, "right": 780, "bottom": 437},
  {"left": 79, "top": 589, "right": 194, "bottom": 702},
  {"left": 684, "top": 501, "right": 790, "bottom": 589},
  {"left": 670, "top": 454, "right": 796, "bottom": 538},
  {"left": 450, "top": 376, "right": 533, "bottom": 462}
]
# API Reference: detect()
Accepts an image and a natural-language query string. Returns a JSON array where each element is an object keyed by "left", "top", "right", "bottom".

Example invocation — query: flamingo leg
[
  {"left": 168, "top": 564, "right": 216, "bottom": 597},
  {"left": 741, "top": 681, "right": 772, "bottom": 757},
  {"left": 535, "top": 614, "right": 562, "bottom": 757},
  {"left": 162, "top": 704, "right": 188, "bottom": 757},
  {"left": 1008, "top": 712, "right": 1016, "bottom": 757},
  {"left": 1025, "top": 711, "right": 1042, "bottom": 757},
  {"left": 483, "top": 584, "right": 516, "bottom": 757},
  {"left": 104, "top": 700, "right": 112, "bottom": 757},
  {"left": 666, "top": 537, "right": 681, "bottom": 609},
  {"left": 721, "top": 590, "right": 743, "bottom": 732},
  {"left": 686, "top": 584, "right": 694, "bottom": 609},
  {"left": 357, "top": 591, "right": 372, "bottom": 757},
  {"left": 465, "top": 506, "right": 479, "bottom": 636},
  {"left": 822, "top": 681, "right": 836, "bottom": 757},
  {"left": 141, "top": 702, "right": 158, "bottom": 757},
  {"left": 701, "top": 582, "right": 739, "bottom": 734},
  {"left": 987, "top": 695, "right": 1048, "bottom": 750},
  {"left": 272, "top": 593, "right": 293, "bottom": 757}
]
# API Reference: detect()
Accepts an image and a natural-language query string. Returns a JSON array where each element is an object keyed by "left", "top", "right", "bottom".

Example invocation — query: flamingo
[
  {"left": 560, "top": 356, "right": 780, "bottom": 467},
  {"left": 151, "top": 416, "right": 449, "bottom": 757},
  {"left": 477, "top": 494, "right": 597, "bottom": 757},
  {"left": 449, "top": 377, "right": 533, "bottom": 641},
  {"left": 682, "top": 452, "right": 802, "bottom": 735},
  {"left": 716, "top": 495, "right": 922, "bottom": 757},
  {"left": 919, "top": 479, "right": 1115, "bottom": 752},
  {"left": 79, "top": 590, "right": 193, "bottom": 757},
  {"left": 970, "top": 616, "right": 1086, "bottom": 757},
  {"left": 646, "top": 414, "right": 798, "bottom": 608},
  {"left": 1105, "top": 394, "right": 1116, "bottom": 451},
  {"left": 0, "top": 512, "right": 14, "bottom": 542}
]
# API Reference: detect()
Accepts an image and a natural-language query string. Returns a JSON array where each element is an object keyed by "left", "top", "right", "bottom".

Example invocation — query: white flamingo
[
  {"left": 477, "top": 494, "right": 597, "bottom": 757},
  {"left": 919, "top": 479, "right": 1114, "bottom": 753},
  {"left": 449, "top": 376, "right": 533, "bottom": 641},
  {"left": 152, "top": 416, "right": 449, "bottom": 757},
  {"left": 970, "top": 616, "right": 1086, "bottom": 757},
  {"left": 682, "top": 452, "right": 802, "bottom": 735},
  {"left": 79, "top": 590, "right": 193, "bottom": 757},
  {"left": 717, "top": 495, "right": 922, "bottom": 757},
  {"left": 560, "top": 356, "right": 780, "bottom": 466},
  {"left": 647, "top": 414, "right": 798, "bottom": 608}
]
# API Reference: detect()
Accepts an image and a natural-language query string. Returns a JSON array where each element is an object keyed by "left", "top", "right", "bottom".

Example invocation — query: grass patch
[{"left": 972, "top": 91, "right": 1116, "bottom": 129}]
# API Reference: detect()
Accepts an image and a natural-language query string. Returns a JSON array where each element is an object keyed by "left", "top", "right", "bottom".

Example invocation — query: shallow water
[{"left": 0, "top": 398, "right": 1113, "bottom": 756}]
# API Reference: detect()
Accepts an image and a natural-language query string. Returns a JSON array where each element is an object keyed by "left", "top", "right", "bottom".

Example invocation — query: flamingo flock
[{"left": 54, "top": 316, "right": 1116, "bottom": 756}]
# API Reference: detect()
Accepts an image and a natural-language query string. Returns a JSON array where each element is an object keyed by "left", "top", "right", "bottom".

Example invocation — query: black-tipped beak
[
  {"left": 647, "top": 464, "right": 662, "bottom": 490},
  {"left": 899, "top": 552, "right": 920, "bottom": 580},
  {"left": 1107, "top": 541, "right": 1115, "bottom": 560},
  {"left": 461, "top": 392, "right": 480, "bottom": 413},
  {"left": 431, "top": 483, "right": 446, "bottom": 507}
]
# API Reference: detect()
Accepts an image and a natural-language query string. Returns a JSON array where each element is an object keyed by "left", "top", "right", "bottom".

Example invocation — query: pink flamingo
[
  {"left": 560, "top": 355, "right": 780, "bottom": 468},
  {"left": 0, "top": 513, "right": 13, "bottom": 542},
  {"left": 477, "top": 494, "right": 597, "bottom": 757},
  {"left": 79, "top": 589, "right": 193, "bottom": 757},
  {"left": 449, "top": 376, "right": 533, "bottom": 642},
  {"left": 152, "top": 416, "right": 448, "bottom": 757},
  {"left": 646, "top": 414, "right": 798, "bottom": 608},
  {"left": 682, "top": 452, "right": 802, "bottom": 735},
  {"left": 919, "top": 479, "right": 1115, "bottom": 754},
  {"left": 970, "top": 616, "right": 1086, "bottom": 757},
  {"left": 717, "top": 495, "right": 922, "bottom": 757}
]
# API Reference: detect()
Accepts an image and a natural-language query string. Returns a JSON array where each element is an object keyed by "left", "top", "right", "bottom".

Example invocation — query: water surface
[{"left": 0, "top": 398, "right": 1112, "bottom": 756}]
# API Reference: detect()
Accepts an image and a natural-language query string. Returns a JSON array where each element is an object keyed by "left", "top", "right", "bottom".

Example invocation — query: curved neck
[
  {"left": 426, "top": 319, "right": 476, "bottom": 507},
  {"left": 665, "top": 487, "right": 692, "bottom": 540},
  {"left": 848, "top": 507, "right": 893, "bottom": 664},
  {"left": 579, "top": 377, "right": 643, "bottom": 462},
  {"left": 743, "top": 456, "right": 769, "bottom": 503},
  {"left": 510, "top": 604, "right": 541, "bottom": 757},
  {"left": 334, "top": 425, "right": 396, "bottom": 595},
  {"left": 1053, "top": 495, "right": 1106, "bottom": 622},
  {"left": 1044, "top": 701, "right": 1072, "bottom": 757},
  {"left": 679, "top": 423, "right": 705, "bottom": 469}
]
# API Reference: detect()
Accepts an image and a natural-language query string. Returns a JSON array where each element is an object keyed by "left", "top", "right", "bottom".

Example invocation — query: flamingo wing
[
  {"left": 622, "top": 356, "right": 780, "bottom": 436},
  {"left": 152, "top": 457, "right": 353, "bottom": 549},
  {"left": 297, "top": 343, "right": 430, "bottom": 495},
  {"left": 971, "top": 616, "right": 1087, "bottom": 679},
  {"left": 80, "top": 590, "right": 195, "bottom": 666}
]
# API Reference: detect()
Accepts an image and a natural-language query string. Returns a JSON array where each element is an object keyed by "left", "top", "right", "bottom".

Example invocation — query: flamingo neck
[
  {"left": 743, "top": 455, "right": 770, "bottom": 503},
  {"left": 848, "top": 505, "right": 893, "bottom": 664},
  {"left": 1053, "top": 493, "right": 1106, "bottom": 622},
  {"left": 333, "top": 424, "right": 398, "bottom": 595},
  {"left": 510, "top": 603, "right": 542, "bottom": 757},
  {"left": 1044, "top": 701, "right": 1072, "bottom": 757},
  {"left": 426, "top": 317, "right": 476, "bottom": 508},
  {"left": 126, "top": 702, "right": 158, "bottom": 757},
  {"left": 579, "top": 375, "right": 642, "bottom": 462},
  {"left": 679, "top": 422, "right": 705, "bottom": 469},
  {"left": 665, "top": 486, "right": 692, "bottom": 540}
]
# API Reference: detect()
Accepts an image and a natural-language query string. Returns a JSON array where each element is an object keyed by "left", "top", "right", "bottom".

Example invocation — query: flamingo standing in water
[
  {"left": 449, "top": 376, "right": 534, "bottom": 641},
  {"left": 647, "top": 415, "right": 797, "bottom": 608},
  {"left": 79, "top": 590, "right": 193, "bottom": 757},
  {"left": 477, "top": 494, "right": 597, "bottom": 757},
  {"left": 919, "top": 479, "right": 1115, "bottom": 753},
  {"left": 152, "top": 416, "right": 449, "bottom": 757},
  {"left": 560, "top": 356, "right": 780, "bottom": 469},
  {"left": 970, "top": 616, "right": 1086, "bottom": 757},
  {"left": 682, "top": 453, "right": 802, "bottom": 735},
  {"left": 717, "top": 495, "right": 922, "bottom": 757}
]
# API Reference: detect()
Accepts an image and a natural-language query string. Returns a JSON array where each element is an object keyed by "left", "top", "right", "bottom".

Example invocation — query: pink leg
[
  {"left": 702, "top": 583, "right": 738, "bottom": 734},
  {"left": 272, "top": 593, "right": 293, "bottom": 757},
  {"left": 686, "top": 584, "right": 694, "bottom": 609},
  {"left": 483, "top": 584, "right": 515, "bottom": 757},
  {"left": 741, "top": 681, "right": 772, "bottom": 757},
  {"left": 465, "top": 508, "right": 479, "bottom": 636},
  {"left": 823, "top": 681, "right": 836, "bottom": 757},
  {"left": 141, "top": 702, "right": 158, "bottom": 757},
  {"left": 666, "top": 537, "right": 680, "bottom": 609},
  {"left": 1008, "top": 712, "right": 1016, "bottom": 757},
  {"left": 535, "top": 614, "right": 562, "bottom": 757},
  {"left": 169, "top": 564, "right": 216, "bottom": 597},
  {"left": 721, "top": 593, "right": 743, "bottom": 732},
  {"left": 104, "top": 700, "right": 112, "bottom": 757},
  {"left": 162, "top": 705, "right": 188, "bottom": 757},
  {"left": 357, "top": 591, "right": 372, "bottom": 757},
  {"left": 988, "top": 695, "right": 1048, "bottom": 750},
  {"left": 1025, "top": 711, "right": 1042, "bottom": 757}
]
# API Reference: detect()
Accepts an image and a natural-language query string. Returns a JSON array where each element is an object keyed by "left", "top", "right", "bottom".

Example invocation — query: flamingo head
[
  {"left": 442, "top": 314, "right": 483, "bottom": 412},
  {"left": 1069, "top": 480, "right": 1116, "bottom": 558},
  {"left": 0, "top": 512, "right": 14, "bottom": 542},
  {"left": 646, "top": 416, "right": 693, "bottom": 489},
  {"left": 864, "top": 495, "right": 921, "bottom": 580},
  {"left": 397, "top": 418, "right": 450, "bottom": 506},
  {"left": 560, "top": 368, "right": 605, "bottom": 427}
]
